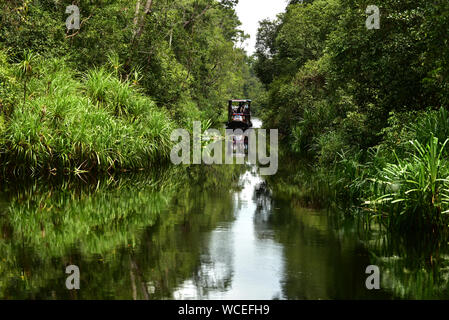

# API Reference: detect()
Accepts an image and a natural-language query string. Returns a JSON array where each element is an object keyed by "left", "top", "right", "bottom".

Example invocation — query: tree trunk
[
  {"left": 134, "top": 0, "right": 153, "bottom": 41},
  {"left": 132, "top": 0, "right": 141, "bottom": 38}
]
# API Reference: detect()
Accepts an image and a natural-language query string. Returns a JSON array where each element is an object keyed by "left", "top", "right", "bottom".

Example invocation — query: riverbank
[
  {"left": 0, "top": 0, "right": 264, "bottom": 177},
  {"left": 276, "top": 110, "right": 449, "bottom": 236},
  {"left": 254, "top": 0, "right": 449, "bottom": 234},
  {"left": 0, "top": 53, "right": 178, "bottom": 176},
  {"left": 1, "top": 156, "right": 448, "bottom": 299}
]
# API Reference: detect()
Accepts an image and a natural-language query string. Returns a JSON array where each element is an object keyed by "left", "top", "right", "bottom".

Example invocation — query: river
[{"left": 0, "top": 119, "right": 447, "bottom": 299}]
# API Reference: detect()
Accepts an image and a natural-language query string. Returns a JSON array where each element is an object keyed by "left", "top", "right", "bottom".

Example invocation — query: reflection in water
[
  {"left": 0, "top": 134, "right": 447, "bottom": 299},
  {"left": 364, "top": 231, "right": 449, "bottom": 299},
  {"left": 0, "top": 166, "right": 244, "bottom": 299},
  {"left": 174, "top": 167, "right": 284, "bottom": 300}
]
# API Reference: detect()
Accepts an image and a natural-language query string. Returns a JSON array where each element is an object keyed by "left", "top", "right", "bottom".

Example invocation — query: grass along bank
[
  {"left": 0, "top": 52, "right": 175, "bottom": 176},
  {"left": 271, "top": 109, "right": 449, "bottom": 235}
]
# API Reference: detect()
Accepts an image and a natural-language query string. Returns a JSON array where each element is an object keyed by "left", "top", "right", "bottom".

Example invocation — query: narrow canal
[{"left": 0, "top": 120, "right": 446, "bottom": 299}]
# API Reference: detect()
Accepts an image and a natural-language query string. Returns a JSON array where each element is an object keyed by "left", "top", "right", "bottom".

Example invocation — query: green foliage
[
  {"left": 0, "top": 56, "right": 174, "bottom": 175},
  {"left": 253, "top": 0, "right": 449, "bottom": 232},
  {"left": 413, "top": 108, "right": 449, "bottom": 154},
  {"left": 0, "top": 0, "right": 256, "bottom": 176},
  {"left": 367, "top": 137, "right": 449, "bottom": 232},
  {"left": 0, "top": 0, "right": 251, "bottom": 130},
  {"left": 0, "top": 50, "right": 18, "bottom": 117},
  {"left": 255, "top": 0, "right": 449, "bottom": 155}
]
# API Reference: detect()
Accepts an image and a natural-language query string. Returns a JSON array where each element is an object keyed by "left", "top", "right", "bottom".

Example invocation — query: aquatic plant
[{"left": 366, "top": 136, "right": 449, "bottom": 233}]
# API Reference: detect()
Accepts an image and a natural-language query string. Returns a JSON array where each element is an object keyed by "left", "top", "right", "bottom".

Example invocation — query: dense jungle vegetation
[
  {"left": 255, "top": 0, "right": 449, "bottom": 233},
  {"left": 0, "top": 0, "right": 263, "bottom": 174},
  {"left": 2, "top": 0, "right": 449, "bottom": 234},
  {"left": 2, "top": 1, "right": 449, "bottom": 300}
]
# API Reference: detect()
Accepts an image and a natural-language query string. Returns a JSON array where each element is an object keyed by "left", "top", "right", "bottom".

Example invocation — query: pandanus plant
[
  {"left": 368, "top": 136, "right": 449, "bottom": 232},
  {"left": 18, "top": 49, "right": 37, "bottom": 104},
  {"left": 107, "top": 51, "right": 123, "bottom": 79}
]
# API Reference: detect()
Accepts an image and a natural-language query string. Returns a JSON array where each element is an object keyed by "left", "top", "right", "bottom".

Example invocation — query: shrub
[
  {"left": 1, "top": 58, "right": 174, "bottom": 175},
  {"left": 413, "top": 107, "right": 449, "bottom": 156},
  {"left": 367, "top": 136, "right": 449, "bottom": 233}
]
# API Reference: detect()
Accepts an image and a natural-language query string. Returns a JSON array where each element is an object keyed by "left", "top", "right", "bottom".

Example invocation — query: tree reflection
[{"left": 0, "top": 165, "right": 244, "bottom": 299}]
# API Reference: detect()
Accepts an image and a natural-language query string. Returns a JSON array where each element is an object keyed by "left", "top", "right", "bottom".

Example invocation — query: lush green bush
[
  {"left": 413, "top": 108, "right": 449, "bottom": 155},
  {"left": 367, "top": 136, "right": 449, "bottom": 233},
  {"left": 0, "top": 56, "right": 174, "bottom": 175}
]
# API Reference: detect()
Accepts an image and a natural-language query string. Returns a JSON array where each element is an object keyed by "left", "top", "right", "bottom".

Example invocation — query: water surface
[{"left": 0, "top": 122, "right": 448, "bottom": 299}]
